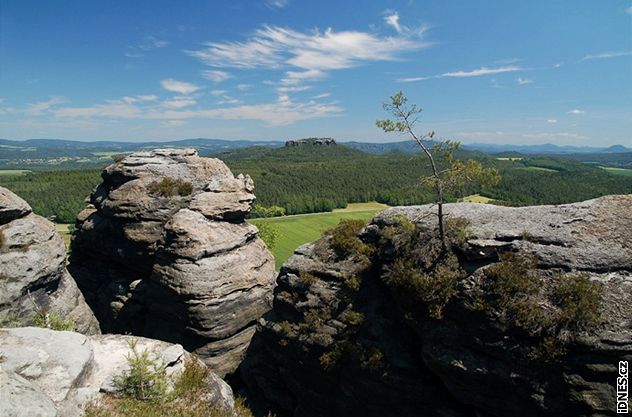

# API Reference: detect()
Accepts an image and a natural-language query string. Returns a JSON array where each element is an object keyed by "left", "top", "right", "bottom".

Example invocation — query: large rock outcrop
[
  {"left": 0, "top": 327, "right": 235, "bottom": 417},
  {"left": 241, "top": 195, "right": 632, "bottom": 417},
  {"left": 0, "top": 187, "right": 99, "bottom": 334},
  {"left": 68, "top": 148, "right": 276, "bottom": 376}
]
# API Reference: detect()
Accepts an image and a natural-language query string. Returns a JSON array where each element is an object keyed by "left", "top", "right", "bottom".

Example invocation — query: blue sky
[{"left": 1, "top": 0, "right": 631, "bottom": 145}]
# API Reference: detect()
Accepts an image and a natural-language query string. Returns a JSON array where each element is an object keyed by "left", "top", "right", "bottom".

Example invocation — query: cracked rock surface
[
  {"left": 68, "top": 148, "right": 276, "bottom": 377},
  {"left": 0, "top": 327, "right": 235, "bottom": 417},
  {"left": 241, "top": 195, "right": 632, "bottom": 417},
  {"left": 0, "top": 186, "right": 100, "bottom": 334}
]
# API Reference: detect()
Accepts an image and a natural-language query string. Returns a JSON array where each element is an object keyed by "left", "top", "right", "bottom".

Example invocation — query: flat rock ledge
[
  {"left": 0, "top": 327, "right": 235, "bottom": 417},
  {"left": 241, "top": 195, "right": 632, "bottom": 417},
  {"left": 68, "top": 148, "right": 276, "bottom": 377}
]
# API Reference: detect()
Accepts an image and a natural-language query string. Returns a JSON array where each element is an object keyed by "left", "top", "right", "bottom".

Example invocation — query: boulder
[
  {"left": 68, "top": 148, "right": 276, "bottom": 377},
  {"left": 241, "top": 195, "right": 632, "bottom": 417},
  {"left": 0, "top": 186, "right": 99, "bottom": 335},
  {"left": 0, "top": 327, "right": 235, "bottom": 417}
]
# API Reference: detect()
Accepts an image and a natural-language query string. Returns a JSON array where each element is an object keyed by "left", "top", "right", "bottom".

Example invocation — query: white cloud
[
  {"left": 517, "top": 77, "right": 533, "bottom": 85},
  {"left": 626, "top": 5, "right": 632, "bottom": 15},
  {"left": 137, "top": 95, "right": 158, "bottom": 102},
  {"left": 384, "top": 12, "right": 403, "bottom": 34},
  {"left": 397, "top": 65, "right": 521, "bottom": 83},
  {"left": 26, "top": 97, "right": 66, "bottom": 115},
  {"left": 581, "top": 51, "right": 632, "bottom": 61},
  {"left": 50, "top": 94, "right": 342, "bottom": 127},
  {"left": 201, "top": 70, "right": 233, "bottom": 82},
  {"left": 547, "top": 119, "right": 557, "bottom": 124},
  {"left": 160, "top": 79, "right": 200, "bottom": 94},
  {"left": 265, "top": 0, "right": 289, "bottom": 8},
  {"left": 237, "top": 84, "right": 253, "bottom": 90},
  {"left": 553, "top": 63, "right": 562, "bottom": 68},
  {"left": 442, "top": 65, "right": 521, "bottom": 78},
  {"left": 161, "top": 97, "right": 197, "bottom": 109},
  {"left": 210, "top": 89, "right": 228, "bottom": 96},
  {"left": 186, "top": 25, "right": 429, "bottom": 71},
  {"left": 568, "top": 109, "right": 585, "bottom": 115},
  {"left": 396, "top": 76, "right": 430, "bottom": 82},
  {"left": 312, "top": 92, "right": 331, "bottom": 99}
]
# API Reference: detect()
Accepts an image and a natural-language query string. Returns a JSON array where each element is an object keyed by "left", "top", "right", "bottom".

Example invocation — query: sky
[{"left": 0, "top": 0, "right": 631, "bottom": 146}]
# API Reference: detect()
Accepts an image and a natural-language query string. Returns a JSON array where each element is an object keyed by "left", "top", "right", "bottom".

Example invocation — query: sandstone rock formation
[
  {"left": 241, "top": 195, "right": 632, "bottom": 417},
  {"left": 0, "top": 187, "right": 100, "bottom": 334},
  {"left": 0, "top": 327, "right": 235, "bottom": 417},
  {"left": 68, "top": 148, "right": 276, "bottom": 376}
]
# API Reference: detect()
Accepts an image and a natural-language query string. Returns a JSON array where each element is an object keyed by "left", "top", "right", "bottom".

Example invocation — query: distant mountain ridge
[{"left": 1, "top": 137, "right": 630, "bottom": 157}]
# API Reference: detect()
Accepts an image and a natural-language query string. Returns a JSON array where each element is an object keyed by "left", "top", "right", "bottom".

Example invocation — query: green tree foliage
[
  {"left": 254, "top": 222, "right": 280, "bottom": 249},
  {"left": 376, "top": 91, "right": 500, "bottom": 247}
]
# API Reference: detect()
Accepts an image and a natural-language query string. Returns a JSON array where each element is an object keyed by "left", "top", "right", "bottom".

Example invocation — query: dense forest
[{"left": 0, "top": 144, "right": 631, "bottom": 223}]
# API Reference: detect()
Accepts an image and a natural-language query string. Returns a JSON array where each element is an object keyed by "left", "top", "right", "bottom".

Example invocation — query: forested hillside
[{"left": 0, "top": 144, "right": 630, "bottom": 223}]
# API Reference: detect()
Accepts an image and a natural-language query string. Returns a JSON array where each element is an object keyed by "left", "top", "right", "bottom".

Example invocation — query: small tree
[{"left": 376, "top": 91, "right": 499, "bottom": 249}]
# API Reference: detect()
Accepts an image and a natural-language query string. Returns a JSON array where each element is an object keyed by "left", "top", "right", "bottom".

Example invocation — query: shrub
[
  {"left": 364, "top": 347, "right": 384, "bottom": 371},
  {"left": 147, "top": 177, "right": 193, "bottom": 197},
  {"left": 386, "top": 255, "right": 461, "bottom": 319},
  {"left": 112, "top": 154, "right": 126, "bottom": 163},
  {"left": 33, "top": 311, "right": 75, "bottom": 331},
  {"left": 327, "top": 219, "right": 373, "bottom": 260},
  {"left": 298, "top": 271, "right": 318, "bottom": 288},
  {"left": 343, "top": 274, "right": 361, "bottom": 292},
  {"left": 444, "top": 216, "right": 472, "bottom": 245},
  {"left": 552, "top": 273, "right": 601, "bottom": 330},
  {"left": 0, "top": 230, "right": 4, "bottom": 247},
  {"left": 255, "top": 222, "right": 280, "bottom": 249},
  {"left": 112, "top": 339, "right": 168, "bottom": 401},
  {"left": 342, "top": 309, "right": 364, "bottom": 327}
]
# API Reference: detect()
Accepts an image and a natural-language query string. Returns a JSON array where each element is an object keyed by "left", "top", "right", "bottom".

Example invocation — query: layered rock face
[
  {"left": 241, "top": 195, "right": 632, "bottom": 417},
  {"left": 0, "top": 327, "right": 235, "bottom": 417},
  {"left": 68, "top": 148, "right": 276, "bottom": 376},
  {"left": 0, "top": 187, "right": 99, "bottom": 334}
]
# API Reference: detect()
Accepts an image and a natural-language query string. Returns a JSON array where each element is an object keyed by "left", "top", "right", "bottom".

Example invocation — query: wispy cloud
[
  {"left": 384, "top": 12, "right": 403, "bottom": 34},
  {"left": 312, "top": 92, "right": 331, "bottom": 99},
  {"left": 50, "top": 94, "right": 342, "bottom": 126},
  {"left": 517, "top": 77, "right": 533, "bottom": 85},
  {"left": 383, "top": 10, "right": 429, "bottom": 36},
  {"left": 547, "top": 119, "right": 557, "bottom": 124},
  {"left": 626, "top": 5, "right": 632, "bottom": 15},
  {"left": 568, "top": 109, "right": 585, "bottom": 115},
  {"left": 160, "top": 79, "right": 200, "bottom": 94},
  {"left": 581, "top": 50, "right": 632, "bottom": 61},
  {"left": 237, "top": 84, "right": 253, "bottom": 91},
  {"left": 397, "top": 65, "right": 521, "bottom": 82},
  {"left": 265, "top": 0, "right": 289, "bottom": 9},
  {"left": 201, "top": 70, "right": 233, "bottom": 82},
  {"left": 186, "top": 25, "right": 429, "bottom": 72},
  {"left": 443, "top": 65, "right": 521, "bottom": 78},
  {"left": 126, "top": 35, "right": 169, "bottom": 58},
  {"left": 161, "top": 96, "right": 197, "bottom": 109},
  {"left": 26, "top": 97, "right": 66, "bottom": 115}
]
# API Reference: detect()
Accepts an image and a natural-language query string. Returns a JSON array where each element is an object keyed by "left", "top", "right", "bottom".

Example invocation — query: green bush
[
  {"left": 299, "top": 271, "right": 319, "bottom": 288},
  {"left": 33, "top": 311, "right": 75, "bottom": 331},
  {"left": 327, "top": 219, "right": 373, "bottom": 260},
  {"left": 552, "top": 274, "right": 601, "bottom": 330},
  {"left": 386, "top": 255, "right": 461, "bottom": 319},
  {"left": 85, "top": 353, "right": 262, "bottom": 417},
  {"left": 255, "top": 222, "right": 280, "bottom": 249},
  {"left": 147, "top": 177, "right": 193, "bottom": 197},
  {"left": 112, "top": 340, "right": 168, "bottom": 401}
]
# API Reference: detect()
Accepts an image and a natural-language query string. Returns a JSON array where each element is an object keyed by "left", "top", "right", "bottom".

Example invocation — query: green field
[
  {"left": 600, "top": 166, "right": 632, "bottom": 176},
  {"left": 461, "top": 194, "right": 494, "bottom": 203},
  {"left": 519, "top": 166, "right": 558, "bottom": 173},
  {"left": 0, "top": 169, "right": 31, "bottom": 176},
  {"left": 251, "top": 202, "right": 387, "bottom": 270}
]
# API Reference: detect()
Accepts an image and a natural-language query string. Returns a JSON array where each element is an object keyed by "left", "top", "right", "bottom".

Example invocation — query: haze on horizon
[{"left": 0, "top": 0, "right": 631, "bottom": 146}]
